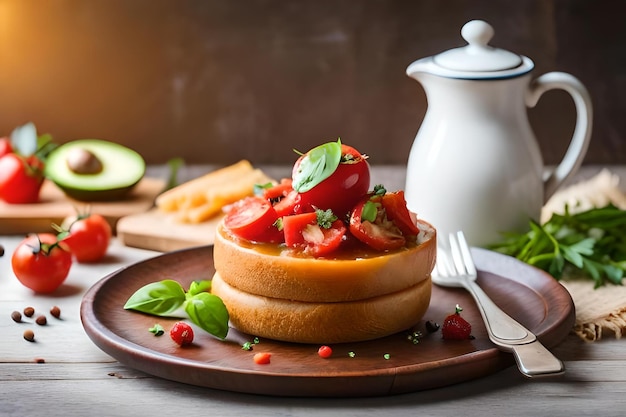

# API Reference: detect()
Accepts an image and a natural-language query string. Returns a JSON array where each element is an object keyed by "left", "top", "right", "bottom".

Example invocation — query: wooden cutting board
[
  {"left": 0, "top": 178, "right": 165, "bottom": 235},
  {"left": 116, "top": 209, "right": 223, "bottom": 252}
]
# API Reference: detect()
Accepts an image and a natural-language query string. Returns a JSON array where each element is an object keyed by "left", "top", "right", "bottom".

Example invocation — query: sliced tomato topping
[
  {"left": 349, "top": 196, "right": 405, "bottom": 251},
  {"left": 283, "top": 212, "right": 318, "bottom": 247},
  {"left": 303, "top": 220, "right": 347, "bottom": 257},
  {"left": 223, "top": 196, "right": 280, "bottom": 242},
  {"left": 263, "top": 178, "right": 293, "bottom": 200},
  {"left": 382, "top": 191, "right": 420, "bottom": 236},
  {"left": 273, "top": 189, "right": 302, "bottom": 217}
]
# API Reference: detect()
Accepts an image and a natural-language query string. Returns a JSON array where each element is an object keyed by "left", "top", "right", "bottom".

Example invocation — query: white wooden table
[{"left": 1, "top": 165, "right": 626, "bottom": 417}]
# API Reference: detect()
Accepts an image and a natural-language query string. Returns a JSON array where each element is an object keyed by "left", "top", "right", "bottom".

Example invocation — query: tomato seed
[
  {"left": 23, "top": 329, "right": 35, "bottom": 342},
  {"left": 11, "top": 311, "right": 22, "bottom": 323},
  {"left": 23, "top": 306, "right": 35, "bottom": 317},
  {"left": 35, "top": 315, "right": 47, "bottom": 326},
  {"left": 50, "top": 306, "right": 61, "bottom": 318}
]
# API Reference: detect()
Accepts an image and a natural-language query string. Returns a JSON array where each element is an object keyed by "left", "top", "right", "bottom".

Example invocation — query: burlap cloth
[{"left": 541, "top": 169, "right": 626, "bottom": 342}]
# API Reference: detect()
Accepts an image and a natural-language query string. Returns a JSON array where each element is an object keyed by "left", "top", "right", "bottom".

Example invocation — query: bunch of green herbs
[{"left": 488, "top": 204, "right": 626, "bottom": 288}]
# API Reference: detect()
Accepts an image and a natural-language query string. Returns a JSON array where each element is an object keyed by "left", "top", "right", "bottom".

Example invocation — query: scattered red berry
[
  {"left": 169, "top": 321, "right": 194, "bottom": 346},
  {"left": 318, "top": 345, "right": 333, "bottom": 359},
  {"left": 441, "top": 304, "right": 473, "bottom": 340},
  {"left": 253, "top": 352, "right": 272, "bottom": 364}
]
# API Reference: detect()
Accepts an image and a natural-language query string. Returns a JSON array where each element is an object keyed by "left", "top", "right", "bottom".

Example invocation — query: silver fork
[{"left": 433, "top": 231, "right": 564, "bottom": 378}]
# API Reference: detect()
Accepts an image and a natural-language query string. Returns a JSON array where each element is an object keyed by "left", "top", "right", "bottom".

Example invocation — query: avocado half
[{"left": 45, "top": 139, "right": 146, "bottom": 201}]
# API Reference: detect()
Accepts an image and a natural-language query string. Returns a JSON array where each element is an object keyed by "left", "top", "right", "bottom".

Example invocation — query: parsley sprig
[{"left": 488, "top": 204, "right": 626, "bottom": 288}]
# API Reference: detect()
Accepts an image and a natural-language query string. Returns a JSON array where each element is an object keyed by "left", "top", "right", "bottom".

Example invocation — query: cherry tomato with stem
[
  {"left": 11, "top": 233, "right": 73, "bottom": 293},
  {"left": 57, "top": 212, "right": 112, "bottom": 262}
]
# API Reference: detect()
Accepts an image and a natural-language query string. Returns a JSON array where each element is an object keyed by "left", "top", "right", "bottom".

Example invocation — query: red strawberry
[
  {"left": 441, "top": 304, "right": 473, "bottom": 340},
  {"left": 170, "top": 321, "right": 194, "bottom": 346}
]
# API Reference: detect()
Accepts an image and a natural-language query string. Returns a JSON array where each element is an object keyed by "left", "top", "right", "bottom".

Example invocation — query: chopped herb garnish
[
  {"left": 372, "top": 184, "right": 386, "bottom": 196},
  {"left": 383, "top": 353, "right": 390, "bottom": 360},
  {"left": 242, "top": 337, "right": 261, "bottom": 351},
  {"left": 148, "top": 323, "right": 165, "bottom": 336},
  {"left": 316, "top": 208, "right": 337, "bottom": 229},
  {"left": 348, "top": 351, "right": 356, "bottom": 358}
]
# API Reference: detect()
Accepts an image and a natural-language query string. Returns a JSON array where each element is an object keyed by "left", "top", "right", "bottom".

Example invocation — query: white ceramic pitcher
[{"left": 404, "top": 20, "right": 593, "bottom": 246}]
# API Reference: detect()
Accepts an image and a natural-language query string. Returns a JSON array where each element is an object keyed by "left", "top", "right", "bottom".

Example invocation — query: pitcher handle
[{"left": 526, "top": 72, "right": 593, "bottom": 201}]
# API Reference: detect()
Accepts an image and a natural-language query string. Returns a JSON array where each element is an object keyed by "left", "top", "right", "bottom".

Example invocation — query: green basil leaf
[
  {"left": 123, "top": 279, "right": 187, "bottom": 317},
  {"left": 187, "top": 280, "right": 212, "bottom": 297},
  {"left": 184, "top": 292, "right": 229, "bottom": 339},
  {"left": 292, "top": 139, "right": 342, "bottom": 192}
]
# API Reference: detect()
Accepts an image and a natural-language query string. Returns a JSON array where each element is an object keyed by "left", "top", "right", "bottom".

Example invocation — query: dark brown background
[{"left": 0, "top": 0, "right": 623, "bottom": 166}]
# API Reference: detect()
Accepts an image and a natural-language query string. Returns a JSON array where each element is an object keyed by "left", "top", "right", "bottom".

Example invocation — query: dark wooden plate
[{"left": 80, "top": 246, "right": 575, "bottom": 397}]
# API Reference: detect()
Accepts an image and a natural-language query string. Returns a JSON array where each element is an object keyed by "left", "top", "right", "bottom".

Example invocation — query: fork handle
[
  {"left": 464, "top": 278, "right": 564, "bottom": 377},
  {"left": 510, "top": 341, "right": 565, "bottom": 377}
]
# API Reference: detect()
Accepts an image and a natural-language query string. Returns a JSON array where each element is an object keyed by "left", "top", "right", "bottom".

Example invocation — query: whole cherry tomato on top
[
  {"left": 57, "top": 213, "right": 112, "bottom": 262},
  {"left": 292, "top": 140, "right": 370, "bottom": 218},
  {"left": 11, "top": 233, "right": 73, "bottom": 293}
]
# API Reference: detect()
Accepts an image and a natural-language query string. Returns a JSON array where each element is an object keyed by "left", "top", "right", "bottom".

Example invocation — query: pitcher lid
[{"left": 429, "top": 20, "right": 532, "bottom": 77}]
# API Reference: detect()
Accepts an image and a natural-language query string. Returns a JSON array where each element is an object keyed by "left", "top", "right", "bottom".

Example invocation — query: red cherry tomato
[
  {"left": 0, "top": 137, "right": 12, "bottom": 158},
  {"left": 59, "top": 213, "right": 112, "bottom": 263},
  {"left": 381, "top": 191, "right": 420, "bottom": 236},
  {"left": 293, "top": 144, "right": 370, "bottom": 217},
  {"left": 318, "top": 345, "right": 333, "bottom": 359},
  {"left": 253, "top": 352, "right": 272, "bottom": 365},
  {"left": 0, "top": 154, "right": 45, "bottom": 204},
  {"left": 169, "top": 321, "right": 194, "bottom": 346},
  {"left": 349, "top": 196, "right": 405, "bottom": 251},
  {"left": 224, "top": 196, "right": 281, "bottom": 242},
  {"left": 11, "top": 233, "right": 73, "bottom": 293}
]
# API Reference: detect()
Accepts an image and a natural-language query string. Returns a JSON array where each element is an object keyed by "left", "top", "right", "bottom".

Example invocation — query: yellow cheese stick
[
  {"left": 156, "top": 160, "right": 275, "bottom": 223},
  {"left": 156, "top": 160, "right": 256, "bottom": 212},
  {"left": 178, "top": 169, "right": 274, "bottom": 223}
]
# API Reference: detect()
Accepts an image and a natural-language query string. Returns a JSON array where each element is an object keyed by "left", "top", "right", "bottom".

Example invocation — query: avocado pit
[{"left": 66, "top": 147, "right": 103, "bottom": 175}]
